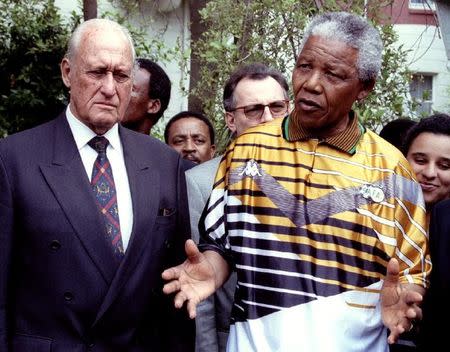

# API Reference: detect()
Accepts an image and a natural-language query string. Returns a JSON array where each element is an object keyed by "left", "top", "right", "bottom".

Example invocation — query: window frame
[
  {"left": 409, "top": 0, "right": 436, "bottom": 11},
  {"left": 409, "top": 73, "right": 434, "bottom": 116}
]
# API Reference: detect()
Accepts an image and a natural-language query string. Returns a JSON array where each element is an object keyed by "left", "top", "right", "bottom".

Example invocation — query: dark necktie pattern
[{"left": 88, "top": 136, "right": 124, "bottom": 258}]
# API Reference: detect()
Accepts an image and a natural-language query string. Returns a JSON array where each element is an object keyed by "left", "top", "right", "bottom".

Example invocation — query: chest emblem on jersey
[{"left": 359, "top": 184, "right": 385, "bottom": 203}]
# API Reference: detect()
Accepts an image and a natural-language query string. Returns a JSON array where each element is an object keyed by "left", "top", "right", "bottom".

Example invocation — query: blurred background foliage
[{"left": 1, "top": 0, "right": 421, "bottom": 149}]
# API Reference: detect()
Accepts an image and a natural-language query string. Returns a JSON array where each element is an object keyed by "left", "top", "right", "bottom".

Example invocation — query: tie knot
[{"left": 88, "top": 136, "right": 109, "bottom": 155}]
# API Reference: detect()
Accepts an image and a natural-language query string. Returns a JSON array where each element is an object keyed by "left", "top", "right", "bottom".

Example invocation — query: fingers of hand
[
  {"left": 404, "top": 290, "right": 423, "bottom": 305},
  {"left": 385, "top": 258, "right": 400, "bottom": 285},
  {"left": 162, "top": 280, "right": 181, "bottom": 295},
  {"left": 187, "top": 299, "right": 199, "bottom": 319},
  {"left": 174, "top": 290, "right": 189, "bottom": 309},
  {"left": 405, "top": 305, "right": 421, "bottom": 320},
  {"left": 394, "top": 315, "right": 417, "bottom": 336},
  {"left": 161, "top": 266, "right": 179, "bottom": 280},
  {"left": 185, "top": 239, "right": 202, "bottom": 264},
  {"left": 387, "top": 328, "right": 400, "bottom": 344}
]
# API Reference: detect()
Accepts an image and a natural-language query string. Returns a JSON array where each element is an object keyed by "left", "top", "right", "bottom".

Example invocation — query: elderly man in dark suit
[{"left": 0, "top": 18, "right": 194, "bottom": 351}]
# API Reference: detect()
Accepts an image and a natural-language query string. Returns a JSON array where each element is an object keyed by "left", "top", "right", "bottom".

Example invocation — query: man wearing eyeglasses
[{"left": 185, "top": 63, "right": 289, "bottom": 352}]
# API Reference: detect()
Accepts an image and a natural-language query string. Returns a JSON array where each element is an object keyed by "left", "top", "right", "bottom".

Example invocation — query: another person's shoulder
[
  {"left": 236, "top": 118, "right": 284, "bottom": 144},
  {"left": 186, "top": 156, "right": 221, "bottom": 178}
]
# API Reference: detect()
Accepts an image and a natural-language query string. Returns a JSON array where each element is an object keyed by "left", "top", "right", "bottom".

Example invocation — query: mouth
[
  {"left": 297, "top": 98, "right": 321, "bottom": 111},
  {"left": 419, "top": 182, "right": 438, "bottom": 192},
  {"left": 184, "top": 154, "right": 200, "bottom": 163},
  {"left": 95, "top": 102, "right": 117, "bottom": 110}
]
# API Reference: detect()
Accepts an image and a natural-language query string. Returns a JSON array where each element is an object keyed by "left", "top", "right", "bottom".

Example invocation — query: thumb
[
  {"left": 185, "top": 239, "right": 202, "bottom": 264},
  {"left": 385, "top": 257, "right": 400, "bottom": 286}
]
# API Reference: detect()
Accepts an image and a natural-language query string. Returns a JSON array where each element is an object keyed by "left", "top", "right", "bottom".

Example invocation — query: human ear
[
  {"left": 147, "top": 99, "right": 161, "bottom": 115},
  {"left": 60, "top": 58, "right": 71, "bottom": 89},
  {"left": 357, "top": 79, "right": 375, "bottom": 101},
  {"left": 225, "top": 112, "right": 237, "bottom": 133}
]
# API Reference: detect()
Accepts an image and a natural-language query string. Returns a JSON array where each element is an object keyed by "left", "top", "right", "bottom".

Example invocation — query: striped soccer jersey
[{"left": 201, "top": 117, "right": 430, "bottom": 352}]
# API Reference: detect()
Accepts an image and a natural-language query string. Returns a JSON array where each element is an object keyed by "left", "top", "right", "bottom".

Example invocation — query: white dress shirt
[{"left": 66, "top": 106, "right": 133, "bottom": 251}]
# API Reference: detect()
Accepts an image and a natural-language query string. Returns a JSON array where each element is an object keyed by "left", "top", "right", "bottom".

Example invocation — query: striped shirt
[{"left": 200, "top": 116, "right": 430, "bottom": 352}]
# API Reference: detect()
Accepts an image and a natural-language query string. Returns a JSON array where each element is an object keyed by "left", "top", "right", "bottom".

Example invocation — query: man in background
[
  {"left": 186, "top": 62, "right": 289, "bottom": 352},
  {"left": 122, "top": 58, "right": 171, "bottom": 134},
  {"left": 165, "top": 110, "right": 216, "bottom": 164}
]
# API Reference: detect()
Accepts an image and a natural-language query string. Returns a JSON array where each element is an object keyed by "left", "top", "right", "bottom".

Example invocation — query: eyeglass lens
[{"left": 244, "top": 101, "right": 288, "bottom": 119}]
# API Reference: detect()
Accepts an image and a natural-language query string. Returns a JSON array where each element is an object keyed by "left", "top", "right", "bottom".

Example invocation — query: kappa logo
[{"left": 239, "top": 159, "right": 262, "bottom": 177}]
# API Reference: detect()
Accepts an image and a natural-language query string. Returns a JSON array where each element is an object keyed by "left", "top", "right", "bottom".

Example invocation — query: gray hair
[
  {"left": 299, "top": 12, "right": 383, "bottom": 82},
  {"left": 223, "top": 63, "right": 289, "bottom": 112},
  {"left": 66, "top": 18, "right": 136, "bottom": 62}
]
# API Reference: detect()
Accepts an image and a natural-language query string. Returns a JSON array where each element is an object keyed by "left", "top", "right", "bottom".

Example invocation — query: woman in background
[
  {"left": 391, "top": 113, "right": 450, "bottom": 352},
  {"left": 403, "top": 113, "right": 450, "bottom": 223}
]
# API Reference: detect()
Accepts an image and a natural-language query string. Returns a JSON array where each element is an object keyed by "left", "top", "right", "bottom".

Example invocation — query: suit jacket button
[
  {"left": 64, "top": 292, "right": 73, "bottom": 301},
  {"left": 50, "top": 240, "right": 61, "bottom": 250}
]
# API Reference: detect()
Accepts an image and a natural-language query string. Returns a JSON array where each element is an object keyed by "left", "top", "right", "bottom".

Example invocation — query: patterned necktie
[{"left": 88, "top": 136, "right": 124, "bottom": 258}]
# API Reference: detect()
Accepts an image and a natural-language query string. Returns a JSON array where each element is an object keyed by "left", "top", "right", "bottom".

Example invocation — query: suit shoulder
[
  {"left": 0, "top": 118, "right": 58, "bottom": 153},
  {"left": 186, "top": 157, "right": 221, "bottom": 178}
]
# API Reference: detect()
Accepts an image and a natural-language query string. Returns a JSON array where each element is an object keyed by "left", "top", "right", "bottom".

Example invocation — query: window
[
  {"left": 410, "top": 74, "right": 433, "bottom": 116},
  {"left": 409, "top": 0, "right": 435, "bottom": 11}
]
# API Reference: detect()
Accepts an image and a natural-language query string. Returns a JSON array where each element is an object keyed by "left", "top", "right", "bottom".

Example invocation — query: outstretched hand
[
  {"left": 162, "top": 239, "right": 218, "bottom": 319},
  {"left": 381, "top": 258, "right": 424, "bottom": 344}
]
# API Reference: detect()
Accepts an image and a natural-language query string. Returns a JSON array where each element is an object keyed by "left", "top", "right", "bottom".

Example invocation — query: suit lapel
[
  {"left": 39, "top": 115, "right": 117, "bottom": 284},
  {"left": 93, "top": 127, "right": 159, "bottom": 325}
]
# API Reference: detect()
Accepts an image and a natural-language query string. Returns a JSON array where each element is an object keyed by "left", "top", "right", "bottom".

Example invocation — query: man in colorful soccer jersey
[{"left": 163, "top": 12, "right": 430, "bottom": 351}]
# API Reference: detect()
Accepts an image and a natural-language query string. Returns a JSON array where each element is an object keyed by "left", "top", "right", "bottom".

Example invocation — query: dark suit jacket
[
  {"left": 417, "top": 198, "right": 450, "bottom": 352},
  {"left": 0, "top": 113, "right": 194, "bottom": 351}
]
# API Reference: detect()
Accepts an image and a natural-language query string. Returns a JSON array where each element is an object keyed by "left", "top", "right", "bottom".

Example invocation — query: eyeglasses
[{"left": 229, "top": 100, "right": 289, "bottom": 120}]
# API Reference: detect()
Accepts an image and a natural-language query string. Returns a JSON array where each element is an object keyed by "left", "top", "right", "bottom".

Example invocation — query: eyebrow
[{"left": 172, "top": 133, "right": 207, "bottom": 139}]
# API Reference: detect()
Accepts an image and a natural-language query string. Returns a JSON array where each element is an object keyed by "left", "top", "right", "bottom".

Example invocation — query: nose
[
  {"left": 183, "top": 138, "right": 196, "bottom": 152},
  {"left": 260, "top": 106, "right": 275, "bottom": 122},
  {"left": 421, "top": 163, "right": 437, "bottom": 179},
  {"left": 303, "top": 70, "right": 322, "bottom": 93},
  {"left": 100, "top": 72, "right": 116, "bottom": 97}
]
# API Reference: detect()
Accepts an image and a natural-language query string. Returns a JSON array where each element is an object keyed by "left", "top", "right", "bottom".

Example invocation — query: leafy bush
[{"left": 0, "top": 0, "right": 79, "bottom": 136}]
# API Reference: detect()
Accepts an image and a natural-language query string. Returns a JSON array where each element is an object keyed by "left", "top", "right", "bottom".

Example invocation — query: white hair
[
  {"left": 66, "top": 18, "right": 136, "bottom": 62},
  {"left": 299, "top": 12, "right": 383, "bottom": 82}
]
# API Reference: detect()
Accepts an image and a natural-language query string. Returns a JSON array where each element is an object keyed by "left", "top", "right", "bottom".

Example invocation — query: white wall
[
  {"left": 395, "top": 24, "right": 450, "bottom": 114},
  {"left": 54, "top": 0, "right": 190, "bottom": 135}
]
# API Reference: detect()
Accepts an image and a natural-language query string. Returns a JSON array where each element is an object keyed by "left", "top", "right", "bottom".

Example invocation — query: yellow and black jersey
[{"left": 200, "top": 116, "right": 430, "bottom": 352}]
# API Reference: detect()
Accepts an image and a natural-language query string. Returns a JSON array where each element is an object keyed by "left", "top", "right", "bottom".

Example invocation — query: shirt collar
[
  {"left": 283, "top": 110, "right": 363, "bottom": 155},
  {"left": 66, "top": 105, "right": 121, "bottom": 151}
]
